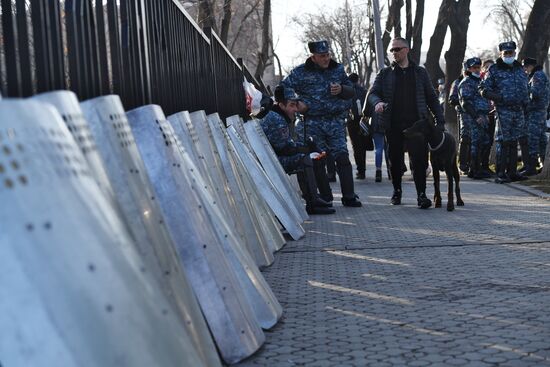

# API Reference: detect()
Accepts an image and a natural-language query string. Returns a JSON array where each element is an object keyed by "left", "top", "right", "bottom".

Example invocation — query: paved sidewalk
[{"left": 236, "top": 158, "right": 550, "bottom": 366}]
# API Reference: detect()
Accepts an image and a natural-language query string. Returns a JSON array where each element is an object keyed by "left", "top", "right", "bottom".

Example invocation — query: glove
[{"left": 306, "top": 136, "right": 322, "bottom": 153}]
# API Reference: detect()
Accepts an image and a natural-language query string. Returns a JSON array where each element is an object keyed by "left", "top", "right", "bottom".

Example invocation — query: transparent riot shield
[
  {"left": 0, "top": 100, "right": 205, "bottom": 367},
  {"left": 126, "top": 105, "right": 266, "bottom": 364},
  {"left": 243, "top": 119, "right": 309, "bottom": 222},
  {"left": 227, "top": 125, "right": 306, "bottom": 240},
  {"left": 207, "top": 114, "right": 286, "bottom": 253},
  {"left": 80, "top": 95, "right": 221, "bottom": 367}
]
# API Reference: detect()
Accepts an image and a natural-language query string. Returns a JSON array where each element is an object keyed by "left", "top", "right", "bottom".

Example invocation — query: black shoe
[
  {"left": 328, "top": 175, "right": 337, "bottom": 182},
  {"left": 355, "top": 171, "right": 366, "bottom": 180},
  {"left": 390, "top": 190, "right": 402, "bottom": 205},
  {"left": 312, "top": 197, "right": 333, "bottom": 207},
  {"left": 494, "top": 174, "right": 511, "bottom": 184},
  {"left": 342, "top": 195, "right": 362, "bottom": 207},
  {"left": 509, "top": 173, "right": 528, "bottom": 182},
  {"left": 306, "top": 205, "right": 336, "bottom": 215},
  {"left": 417, "top": 193, "right": 432, "bottom": 209},
  {"left": 375, "top": 169, "right": 382, "bottom": 182}
]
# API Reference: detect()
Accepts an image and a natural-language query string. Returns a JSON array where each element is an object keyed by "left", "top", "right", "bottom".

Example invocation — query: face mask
[
  {"left": 503, "top": 57, "right": 515, "bottom": 65},
  {"left": 471, "top": 72, "right": 480, "bottom": 78}
]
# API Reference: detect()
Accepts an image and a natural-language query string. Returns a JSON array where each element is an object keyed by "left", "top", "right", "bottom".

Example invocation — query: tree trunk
[
  {"left": 518, "top": 0, "right": 550, "bottom": 65},
  {"left": 405, "top": 0, "right": 413, "bottom": 44},
  {"left": 409, "top": 0, "right": 424, "bottom": 64},
  {"left": 254, "top": 0, "right": 271, "bottom": 81},
  {"left": 444, "top": 0, "right": 471, "bottom": 140},
  {"left": 424, "top": 0, "right": 451, "bottom": 88},
  {"left": 382, "top": 0, "right": 404, "bottom": 64},
  {"left": 198, "top": 0, "right": 217, "bottom": 32},
  {"left": 220, "top": 0, "right": 233, "bottom": 44}
]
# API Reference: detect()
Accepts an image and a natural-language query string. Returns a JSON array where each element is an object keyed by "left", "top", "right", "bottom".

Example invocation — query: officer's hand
[
  {"left": 374, "top": 102, "right": 386, "bottom": 114},
  {"left": 330, "top": 83, "right": 342, "bottom": 95}
]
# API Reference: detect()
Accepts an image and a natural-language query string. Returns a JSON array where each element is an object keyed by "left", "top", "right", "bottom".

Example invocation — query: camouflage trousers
[
  {"left": 278, "top": 153, "right": 306, "bottom": 173},
  {"left": 526, "top": 109, "right": 548, "bottom": 157},
  {"left": 296, "top": 115, "right": 349, "bottom": 157},
  {"left": 458, "top": 113, "right": 471, "bottom": 142},
  {"left": 495, "top": 107, "right": 524, "bottom": 142},
  {"left": 465, "top": 114, "right": 491, "bottom": 156}
]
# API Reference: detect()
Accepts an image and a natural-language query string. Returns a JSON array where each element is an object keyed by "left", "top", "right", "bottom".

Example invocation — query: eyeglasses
[{"left": 390, "top": 47, "right": 407, "bottom": 53}]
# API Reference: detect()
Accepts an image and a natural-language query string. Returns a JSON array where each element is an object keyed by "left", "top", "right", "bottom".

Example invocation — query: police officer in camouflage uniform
[
  {"left": 479, "top": 41, "right": 529, "bottom": 183},
  {"left": 449, "top": 65, "right": 469, "bottom": 174},
  {"left": 260, "top": 86, "right": 335, "bottom": 215},
  {"left": 281, "top": 40, "right": 361, "bottom": 207},
  {"left": 459, "top": 57, "right": 492, "bottom": 179},
  {"left": 521, "top": 57, "right": 549, "bottom": 175}
]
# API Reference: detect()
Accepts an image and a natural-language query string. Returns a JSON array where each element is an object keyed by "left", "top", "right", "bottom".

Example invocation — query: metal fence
[{"left": 0, "top": 0, "right": 253, "bottom": 119}]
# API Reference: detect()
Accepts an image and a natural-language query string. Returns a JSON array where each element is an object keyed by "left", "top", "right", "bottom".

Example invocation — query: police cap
[
  {"left": 462, "top": 61, "right": 468, "bottom": 71},
  {"left": 274, "top": 85, "right": 300, "bottom": 103},
  {"left": 498, "top": 41, "right": 516, "bottom": 51},
  {"left": 308, "top": 40, "right": 330, "bottom": 54},
  {"left": 522, "top": 57, "right": 537, "bottom": 67},
  {"left": 465, "top": 57, "right": 482, "bottom": 69}
]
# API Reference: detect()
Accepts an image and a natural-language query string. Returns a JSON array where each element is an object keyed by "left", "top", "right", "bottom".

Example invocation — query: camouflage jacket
[
  {"left": 449, "top": 77, "right": 464, "bottom": 113},
  {"left": 458, "top": 75, "right": 490, "bottom": 118},
  {"left": 479, "top": 58, "right": 528, "bottom": 109},
  {"left": 260, "top": 105, "right": 304, "bottom": 156},
  {"left": 527, "top": 66, "right": 550, "bottom": 111},
  {"left": 281, "top": 58, "right": 352, "bottom": 117}
]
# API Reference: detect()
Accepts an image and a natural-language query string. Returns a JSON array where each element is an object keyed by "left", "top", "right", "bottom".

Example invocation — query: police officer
[
  {"left": 481, "top": 59, "right": 497, "bottom": 175},
  {"left": 260, "top": 86, "right": 335, "bottom": 215},
  {"left": 366, "top": 37, "right": 445, "bottom": 208},
  {"left": 449, "top": 65, "right": 469, "bottom": 174},
  {"left": 281, "top": 40, "right": 362, "bottom": 207},
  {"left": 479, "top": 41, "right": 529, "bottom": 183},
  {"left": 459, "top": 57, "right": 492, "bottom": 179},
  {"left": 521, "top": 57, "right": 549, "bottom": 175}
]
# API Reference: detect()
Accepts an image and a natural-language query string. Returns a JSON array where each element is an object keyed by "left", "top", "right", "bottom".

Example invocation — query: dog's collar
[{"left": 428, "top": 132, "right": 445, "bottom": 151}]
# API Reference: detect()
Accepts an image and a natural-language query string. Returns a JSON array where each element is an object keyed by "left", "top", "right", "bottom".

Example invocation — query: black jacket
[{"left": 365, "top": 60, "right": 445, "bottom": 129}]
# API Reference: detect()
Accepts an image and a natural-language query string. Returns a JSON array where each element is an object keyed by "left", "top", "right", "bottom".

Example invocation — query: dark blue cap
[
  {"left": 308, "top": 40, "right": 330, "bottom": 54},
  {"left": 462, "top": 61, "right": 468, "bottom": 71},
  {"left": 522, "top": 57, "right": 537, "bottom": 66},
  {"left": 498, "top": 41, "right": 516, "bottom": 51},
  {"left": 465, "top": 57, "right": 482, "bottom": 69},
  {"left": 274, "top": 85, "right": 300, "bottom": 103}
]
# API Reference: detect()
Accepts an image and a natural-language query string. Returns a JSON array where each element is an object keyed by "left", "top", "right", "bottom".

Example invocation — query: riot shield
[
  {"left": 0, "top": 100, "right": 205, "bottom": 367},
  {"left": 126, "top": 105, "right": 266, "bottom": 363},
  {"left": 80, "top": 95, "right": 221, "bottom": 367}
]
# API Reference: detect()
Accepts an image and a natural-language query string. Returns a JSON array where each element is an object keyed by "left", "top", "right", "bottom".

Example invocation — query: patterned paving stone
[{"left": 235, "top": 154, "right": 550, "bottom": 366}]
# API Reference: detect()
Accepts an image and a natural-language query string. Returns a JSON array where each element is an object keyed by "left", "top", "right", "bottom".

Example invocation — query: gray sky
[{"left": 272, "top": 0, "right": 506, "bottom": 72}]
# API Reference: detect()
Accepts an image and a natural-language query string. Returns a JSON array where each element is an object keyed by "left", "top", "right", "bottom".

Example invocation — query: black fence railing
[{"left": 0, "top": 0, "right": 260, "bottom": 119}]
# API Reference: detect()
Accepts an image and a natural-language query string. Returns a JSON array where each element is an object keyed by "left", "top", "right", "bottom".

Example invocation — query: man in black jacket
[{"left": 366, "top": 37, "right": 445, "bottom": 208}]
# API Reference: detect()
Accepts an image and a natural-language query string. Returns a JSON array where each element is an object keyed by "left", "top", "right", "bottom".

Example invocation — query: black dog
[{"left": 403, "top": 119, "right": 464, "bottom": 211}]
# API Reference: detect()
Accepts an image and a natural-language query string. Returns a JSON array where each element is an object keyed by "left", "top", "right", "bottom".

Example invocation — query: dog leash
[{"left": 428, "top": 132, "right": 445, "bottom": 152}]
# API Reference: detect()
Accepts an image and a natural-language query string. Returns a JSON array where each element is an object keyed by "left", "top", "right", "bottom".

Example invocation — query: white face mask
[
  {"left": 471, "top": 72, "right": 481, "bottom": 78},
  {"left": 503, "top": 56, "right": 515, "bottom": 65}
]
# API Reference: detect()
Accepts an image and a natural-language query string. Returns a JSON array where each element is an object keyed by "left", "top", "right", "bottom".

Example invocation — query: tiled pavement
[{"left": 235, "top": 158, "right": 550, "bottom": 366}]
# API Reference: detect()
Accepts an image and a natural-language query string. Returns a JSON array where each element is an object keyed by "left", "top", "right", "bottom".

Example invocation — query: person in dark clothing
[
  {"left": 347, "top": 73, "right": 369, "bottom": 179},
  {"left": 366, "top": 37, "right": 445, "bottom": 208}
]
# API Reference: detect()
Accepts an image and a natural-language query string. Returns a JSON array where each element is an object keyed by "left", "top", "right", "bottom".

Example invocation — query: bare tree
[
  {"left": 254, "top": 0, "right": 271, "bottom": 80},
  {"left": 485, "top": 0, "right": 534, "bottom": 45},
  {"left": 409, "top": 0, "right": 425, "bottom": 64},
  {"left": 382, "top": 0, "right": 404, "bottom": 61},
  {"left": 424, "top": 1, "right": 450, "bottom": 87},
  {"left": 197, "top": 0, "right": 218, "bottom": 32},
  {"left": 220, "top": 0, "right": 232, "bottom": 44}
]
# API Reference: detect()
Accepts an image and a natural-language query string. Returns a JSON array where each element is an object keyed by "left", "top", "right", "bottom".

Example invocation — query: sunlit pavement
[{"left": 235, "top": 153, "right": 550, "bottom": 366}]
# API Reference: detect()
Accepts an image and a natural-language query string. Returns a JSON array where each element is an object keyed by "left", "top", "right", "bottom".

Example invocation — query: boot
[
  {"left": 518, "top": 137, "right": 530, "bottom": 173},
  {"left": 391, "top": 189, "right": 402, "bottom": 205},
  {"left": 375, "top": 169, "right": 382, "bottom": 182},
  {"left": 313, "top": 158, "right": 333, "bottom": 203},
  {"left": 507, "top": 141, "right": 527, "bottom": 182},
  {"left": 481, "top": 145, "right": 494, "bottom": 175},
  {"left": 467, "top": 151, "right": 476, "bottom": 178},
  {"left": 326, "top": 153, "right": 337, "bottom": 182},
  {"left": 459, "top": 138, "right": 471, "bottom": 174},
  {"left": 417, "top": 192, "right": 432, "bottom": 209},
  {"left": 297, "top": 168, "right": 335, "bottom": 215},
  {"left": 473, "top": 147, "right": 491, "bottom": 179},
  {"left": 336, "top": 154, "right": 362, "bottom": 207},
  {"left": 521, "top": 155, "right": 538, "bottom": 176},
  {"left": 355, "top": 170, "right": 366, "bottom": 180},
  {"left": 495, "top": 142, "right": 511, "bottom": 184}
]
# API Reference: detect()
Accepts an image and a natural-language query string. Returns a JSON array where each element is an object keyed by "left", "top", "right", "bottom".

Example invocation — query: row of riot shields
[{"left": 0, "top": 90, "right": 308, "bottom": 366}]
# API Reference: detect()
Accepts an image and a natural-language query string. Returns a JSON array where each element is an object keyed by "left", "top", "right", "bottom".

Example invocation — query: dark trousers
[
  {"left": 347, "top": 119, "right": 368, "bottom": 173},
  {"left": 387, "top": 126, "right": 428, "bottom": 195}
]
